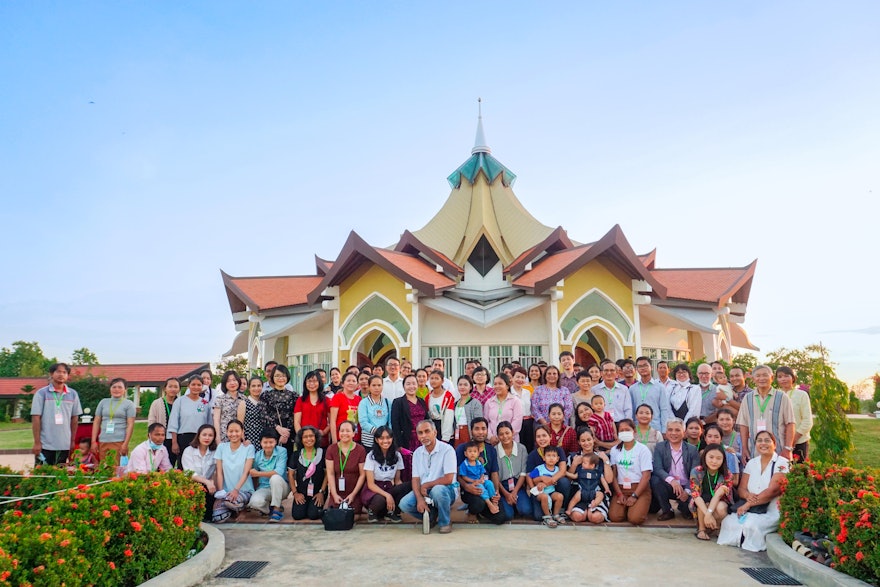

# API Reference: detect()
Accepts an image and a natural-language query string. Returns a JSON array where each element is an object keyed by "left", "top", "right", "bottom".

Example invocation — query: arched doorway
[
  {"left": 574, "top": 329, "right": 605, "bottom": 368},
  {"left": 352, "top": 329, "right": 398, "bottom": 369}
]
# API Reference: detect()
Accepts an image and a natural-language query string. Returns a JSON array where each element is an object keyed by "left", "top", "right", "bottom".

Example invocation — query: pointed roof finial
[{"left": 472, "top": 97, "right": 491, "bottom": 155}]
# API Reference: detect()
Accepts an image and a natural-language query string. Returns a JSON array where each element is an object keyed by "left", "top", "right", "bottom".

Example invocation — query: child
[
  {"left": 458, "top": 441, "right": 499, "bottom": 517},
  {"left": 689, "top": 443, "right": 733, "bottom": 541},
  {"left": 587, "top": 395, "right": 617, "bottom": 451},
  {"left": 566, "top": 452, "right": 610, "bottom": 523},
  {"left": 248, "top": 429, "right": 290, "bottom": 522},
  {"left": 527, "top": 445, "right": 564, "bottom": 527}
]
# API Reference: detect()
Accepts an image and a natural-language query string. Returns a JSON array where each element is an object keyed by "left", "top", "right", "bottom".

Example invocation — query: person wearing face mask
[
  {"left": 609, "top": 419, "right": 653, "bottom": 525},
  {"left": 668, "top": 363, "right": 701, "bottom": 423},
  {"left": 650, "top": 418, "right": 699, "bottom": 521},
  {"left": 125, "top": 423, "right": 173, "bottom": 473}
]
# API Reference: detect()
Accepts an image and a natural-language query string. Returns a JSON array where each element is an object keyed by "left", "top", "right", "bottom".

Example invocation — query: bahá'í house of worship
[{"left": 220, "top": 114, "right": 758, "bottom": 382}]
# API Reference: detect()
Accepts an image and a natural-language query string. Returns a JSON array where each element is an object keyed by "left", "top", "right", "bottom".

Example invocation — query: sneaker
[
  {"left": 269, "top": 509, "right": 283, "bottom": 523},
  {"left": 438, "top": 525, "right": 452, "bottom": 534},
  {"left": 386, "top": 510, "right": 402, "bottom": 524},
  {"left": 422, "top": 509, "right": 431, "bottom": 534},
  {"left": 367, "top": 510, "right": 379, "bottom": 524}
]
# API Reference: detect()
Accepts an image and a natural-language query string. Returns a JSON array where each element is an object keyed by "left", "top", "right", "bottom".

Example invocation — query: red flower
[
  {"left": 0, "top": 571, "right": 9, "bottom": 581},
  {"left": 130, "top": 521, "right": 142, "bottom": 532},
  {"left": 124, "top": 549, "right": 133, "bottom": 557},
  {"left": 12, "top": 511, "right": 22, "bottom": 518},
  {"left": 108, "top": 562, "right": 116, "bottom": 570},
  {"left": 102, "top": 510, "right": 111, "bottom": 518},
  {"left": 39, "top": 533, "right": 52, "bottom": 541},
  {"left": 101, "top": 491, "right": 112, "bottom": 498},
  {"left": 45, "top": 506, "right": 53, "bottom": 514},
  {"left": 57, "top": 558, "right": 65, "bottom": 564},
  {"left": 111, "top": 505, "right": 119, "bottom": 512},
  {"left": 60, "top": 540, "right": 70, "bottom": 547},
  {"left": 124, "top": 498, "right": 132, "bottom": 504},
  {"left": 173, "top": 516, "right": 184, "bottom": 527},
  {"left": 77, "top": 484, "right": 87, "bottom": 490},
  {"left": 856, "top": 551, "right": 865, "bottom": 562},
  {"left": 151, "top": 481, "right": 161, "bottom": 487},
  {"left": 70, "top": 503, "right": 78, "bottom": 510}
]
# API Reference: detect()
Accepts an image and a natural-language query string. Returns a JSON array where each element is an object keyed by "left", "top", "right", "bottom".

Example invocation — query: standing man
[
  {"left": 656, "top": 361, "right": 673, "bottom": 391},
  {"left": 737, "top": 365, "right": 796, "bottom": 462},
  {"left": 713, "top": 366, "right": 752, "bottom": 418},
  {"left": 592, "top": 361, "right": 632, "bottom": 422},
  {"left": 650, "top": 418, "right": 698, "bottom": 520},
  {"left": 620, "top": 359, "right": 637, "bottom": 387},
  {"left": 382, "top": 356, "right": 404, "bottom": 402},
  {"left": 696, "top": 363, "right": 717, "bottom": 422},
  {"left": 399, "top": 420, "right": 458, "bottom": 534},
  {"left": 630, "top": 357, "right": 671, "bottom": 433},
  {"left": 454, "top": 418, "right": 505, "bottom": 525},
  {"left": 431, "top": 358, "right": 458, "bottom": 399},
  {"left": 464, "top": 360, "right": 478, "bottom": 378},
  {"left": 558, "top": 351, "right": 578, "bottom": 393},
  {"left": 31, "top": 363, "right": 83, "bottom": 466}
]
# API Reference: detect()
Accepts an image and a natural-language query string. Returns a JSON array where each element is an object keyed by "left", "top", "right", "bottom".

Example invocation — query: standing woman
[
  {"left": 357, "top": 371, "right": 371, "bottom": 398},
  {"left": 358, "top": 375, "right": 391, "bottom": 448},
  {"left": 587, "top": 364, "right": 602, "bottom": 387},
  {"left": 168, "top": 376, "right": 212, "bottom": 468},
  {"left": 181, "top": 424, "right": 218, "bottom": 523},
  {"left": 608, "top": 419, "right": 653, "bottom": 525},
  {"left": 470, "top": 366, "right": 495, "bottom": 405},
  {"left": 212, "top": 419, "right": 255, "bottom": 523},
  {"left": 326, "top": 367, "right": 343, "bottom": 396},
  {"left": 148, "top": 377, "right": 181, "bottom": 467},
  {"left": 362, "top": 426, "right": 408, "bottom": 523},
  {"left": 510, "top": 367, "right": 534, "bottom": 452},
  {"left": 92, "top": 377, "right": 136, "bottom": 464},
  {"left": 453, "top": 376, "right": 483, "bottom": 445},
  {"left": 426, "top": 370, "right": 455, "bottom": 443},
  {"left": 669, "top": 363, "right": 701, "bottom": 423},
  {"left": 526, "top": 364, "right": 543, "bottom": 392},
  {"left": 415, "top": 368, "right": 430, "bottom": 399},
  {"left": 775, "top": 366, "right": 813, "bottom": 461},
  {"left": 213, "top": 370, "right": 246, "bottom": 443},
  {"left": 391, "top": 374, "right": 427, "bottom": 452},
  {"left": 485, "top": 374, "right": 523, "bottom": 445},
  {"left": 294, "top": 370, "right": 331, "bottom": 447},
  {"left": 288, "top": 426, "right": 327, "bottom": 520},
  {"left": 530, "top": 366, "right": 573, "bottom": 429},
  {"left": 685, "top": 417, "right": 705, "bottom": 450},
  {"left": 329, "top": 372, "right": 362, "bottom": 444},
  {"left": 326, "top": 420, "right": 367, "bottom": 513},
  {"left": 495, "top": 421, "right": 532, "bottom": 521},
  {"left": 261, "top": 364, "right": 298, "bottom": 455},
  {"left": 243, "top": 377, "right": 268, "bottom": 447}
]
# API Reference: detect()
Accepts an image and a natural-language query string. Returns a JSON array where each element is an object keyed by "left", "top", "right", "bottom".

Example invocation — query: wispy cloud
[{"left": 822, "top": 326, "right": 880, "bottom": 335}]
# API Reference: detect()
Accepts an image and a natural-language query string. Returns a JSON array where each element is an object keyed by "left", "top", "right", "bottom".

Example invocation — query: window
[
  {"left": 488, "top": 345, "right": 514, "bottom": 376},
  {"left": 457, "top": 346, "right": 481, "bottom": 377},
  {"left": 425, "top": 347, "right": 453, "bottom": 376},
  {"left": 642, "top": 347, "right": 690, "bottom": 368},
  {"left": 289, "top": 351, "right": 332, "bottom": 385},
  {"left": 518, "top": 345, "right": 543, "bottom": 368},
  {"left": 467, "top": 235, "right": 500, "bottom": 277}
]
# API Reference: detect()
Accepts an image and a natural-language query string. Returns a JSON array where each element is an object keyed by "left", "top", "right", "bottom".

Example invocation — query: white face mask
[{"left": 618, "top": 430, "right": 635, "bottom": 443}]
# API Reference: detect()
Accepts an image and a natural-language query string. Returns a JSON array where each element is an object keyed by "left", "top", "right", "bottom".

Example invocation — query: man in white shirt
[
  {"left": 656, "top": 361, "right": 673, "bottom": 391},
  {"left": 382, "top": 357, "right": 405, "bottom": 402},
  {"left": 399, "top": 420, "right": 458, "bottom": 534},
  {"left": 592, "top": 361, "right": 632, "bottom": 422}
]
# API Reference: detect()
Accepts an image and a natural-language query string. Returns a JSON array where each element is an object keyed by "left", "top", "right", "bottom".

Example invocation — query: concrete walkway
[{"left": 205, "top": 524, "right": 772, "bottom": 586}]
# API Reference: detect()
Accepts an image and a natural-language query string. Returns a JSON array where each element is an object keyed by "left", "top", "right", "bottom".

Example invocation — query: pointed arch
[
  {"left": 340, "top": 293, "right": 411, "bottom": 347},
  {"left": 559, "top": 289, "right": 634, "bottom": 345},
  {"left": 566, "top": 319, "right": 625, "bottom": 360}
]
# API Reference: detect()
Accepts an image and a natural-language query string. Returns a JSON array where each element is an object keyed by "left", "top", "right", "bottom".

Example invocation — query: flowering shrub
[
  {"left": 0, "top": 467, "right": 205, "bottom": 586},
  {"left": 779, "top": 461, "right": 879, "bottom": 585}
]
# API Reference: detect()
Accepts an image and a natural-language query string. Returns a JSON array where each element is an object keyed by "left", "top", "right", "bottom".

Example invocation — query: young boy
[
  {"left": 457, "top": 441, "right": 499, "bottom": 516},
  {"left": 587, "top": 395, "right": 617, "bottom": 451},
  {"left": 247, "top": 429, "right": 290, "bottom": 522},
  {"left": 527, "top": 445, "right": 564, "bottom": 527},
  {"left": 565, "top": 452, "right": 610, "bottom": 523},
  {"left": 73, "top": 438, "right": 98, "bottom": 472}
]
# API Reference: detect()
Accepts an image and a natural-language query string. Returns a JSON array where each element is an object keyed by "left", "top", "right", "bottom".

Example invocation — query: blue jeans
[
  {"left": 400, "top": 484, "right": 457, "bottom": 527},
  {"left": 499, "top": 486, "right": 533, "bottom": 521}
]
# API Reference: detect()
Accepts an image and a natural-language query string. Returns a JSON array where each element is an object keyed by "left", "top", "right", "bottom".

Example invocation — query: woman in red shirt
[
  {"left": 294, "top": 370, "right": 331, "bottom": 447},
  {"left": 330, "top": 372, "right": 361, "bottom": 444}
]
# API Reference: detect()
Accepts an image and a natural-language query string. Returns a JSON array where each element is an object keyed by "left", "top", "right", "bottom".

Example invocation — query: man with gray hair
[
  {"left": 399, "top": 419, "right": 458, "bottom": 534},
  {"left": 737, "top": 365, "right": 795, "bottom": 462},
  {"left": 650, "top": 418, "right": 699, "bottom": 521}
]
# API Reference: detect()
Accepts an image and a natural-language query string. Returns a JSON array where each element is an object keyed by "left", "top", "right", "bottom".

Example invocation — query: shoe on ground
[
  {"left": 269, "top": 509, "right": 283, "bottom": 523},
  {"left": 542, "top": 515, "right": 558, "bottom": 528},
  {"left": 367, "top": 510, "right": 379, "bottom": 523},
  {"left": 438, "top": 525, "right": 452, "bottom": 534},
  {"left": 657, "top": 510, "right": 675, "bottom": 521},
  {"left": 386, "top": 511, "right": 402, "bottom": 524}
]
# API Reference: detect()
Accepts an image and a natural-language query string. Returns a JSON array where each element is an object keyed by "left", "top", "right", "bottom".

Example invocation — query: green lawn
[
  {"left": 0, "top": 421, "right": 149, "bottom": 450},
  {"left": 850, "top": 418, "right": 880, "bottom": 469}
]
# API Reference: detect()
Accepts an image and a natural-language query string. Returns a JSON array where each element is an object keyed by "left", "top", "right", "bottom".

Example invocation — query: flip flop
[{"left": 695, "top": 531, "right": 711, "bottom": 541}]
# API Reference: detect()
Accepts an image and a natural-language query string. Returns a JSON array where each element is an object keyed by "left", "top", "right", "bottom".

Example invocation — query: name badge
[
  {"left": 338, "top": 478, "right": 346, "bottom": 492},
  {"left": 756, "top": 419, "right": 767, "bottom": 432},
  {"left": 106, "top": 421, "right": 116, "bottom": 434},
  {"left": 507, "top": 478, "right": 515, "bottom": 492},
  {"left": 376, "top": 410, "right": 383, "bottom": 417},
  {"left": 54, "top": 413, "right": 64, "bottom": 425},
  {"left": 307, "top": 481, "right": 315, "bottom": 497},
  {"left": 622, "top": 482, "right": 632, "bottom": 490}
]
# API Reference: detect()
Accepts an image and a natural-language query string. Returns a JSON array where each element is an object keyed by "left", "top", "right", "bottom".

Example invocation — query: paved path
[{"left": 205, "top": 524, "right": 772, "bottom": 586}]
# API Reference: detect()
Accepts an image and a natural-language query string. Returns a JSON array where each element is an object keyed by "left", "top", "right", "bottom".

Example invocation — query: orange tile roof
[
  {"left": 0, "top": 377, "right": 48, "bottom": 397},
  {"left": 0, "top": 363, "right": 210, "bottom": 395},
  {"left": 651, "top": 266, "right": 753, "bottom": 304},
  {"left": 374, "top": 249, "right": 456, "bottom": 289},
  {"left": 512, "top": 245, "right": 593, "bottom": 289},
  {"left": 228, "top": 275, "right": 323, "bottom": 310}
]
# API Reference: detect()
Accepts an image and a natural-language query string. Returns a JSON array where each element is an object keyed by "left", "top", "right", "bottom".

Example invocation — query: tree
[
  {"left": 0, "top": 341, "right": 55, "bottom": 377},
  {"left": 71, "top": 347, "right": 100, "bottom": 366},
  {"left": 873, "top": 374, "right": 880, "bottom": 405},
  {"left": 808, "top": 345, "right": 853, "bottom": 464},
  {"left": 764, "top": 344, "right": 832, "bottom": 389},
  {"left": 730, "top": 353, "right": 758, "bottom": 373},
  {"left": 213, "top": 356, "right": 249, "bottom": 382},
  {"left": 69, "top": 375, "right": 111, "bottom": 415}
]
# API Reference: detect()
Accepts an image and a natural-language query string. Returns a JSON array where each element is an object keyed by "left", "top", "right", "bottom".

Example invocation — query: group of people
[{"left": 30, "top": 354, "right": 813, "bottom": 549}]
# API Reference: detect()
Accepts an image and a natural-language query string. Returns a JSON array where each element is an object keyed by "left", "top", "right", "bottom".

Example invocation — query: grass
[
  {"left": 850, "top": 418, "right": 880, "bottom": 469},
  {"left": 0, "top": 420, "right": 149, "bottom": 450}
]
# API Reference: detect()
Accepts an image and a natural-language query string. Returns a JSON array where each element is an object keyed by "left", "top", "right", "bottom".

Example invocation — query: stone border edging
[
  {"left": 766, "top": 534, "right": 871, "bottom": 587},
  {"left": 139, "top": 523, "right": 225, "bottom": 586}
]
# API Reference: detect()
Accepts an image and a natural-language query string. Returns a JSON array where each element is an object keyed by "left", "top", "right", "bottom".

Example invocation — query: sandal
[
  {"left": 554, "top": 513, "right": 567, "bottom": 524},
  {"left": 695, "top": 530, "right": 711, "bottom": 541},
  {"left": 542, "top": 515, "right": 558, "bottom": 528}
]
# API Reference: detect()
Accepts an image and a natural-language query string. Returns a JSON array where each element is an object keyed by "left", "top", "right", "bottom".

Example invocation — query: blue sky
[{"left": 1, "top": 2, "right": 878, "bottom": 385}]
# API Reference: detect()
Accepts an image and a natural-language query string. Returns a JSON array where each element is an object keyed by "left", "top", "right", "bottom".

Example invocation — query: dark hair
[
  {"left": 702, "top": 424, "right": 723, "bottom": 443},
  {"left": 700, "top": 443, "right": 729, "bottom": 477},
  {"left": 635, "top": 403, "right": 654, "bottom": 416},
  {"left": 559, "top": 351, "right": 574, "bottom": 360},
  {"left": 510, "top": 366, "right": 528, "bottom": 378},
  {"left": 621, "top": 359, "right": 634, "bottom": 367},
  {"left": 574, "top": 402, "right": 593, "bottom": 428},
  {"left": 271, "top": 364, "right": 291, "bottom": 384},
  {"left": 200, "top": 369, "right": 213, "bottom": 377},
  {"left": 685, "top": 416, "right": 703, "bottom": 430},
  {"left": 470, "top": 416, "right": 488, "bottom": 431},
  {"left": 368, "top": 375, "right": 384, "bottom": 389},
  {"left": 543, "top": 445, "right": 560, "bottom": 457},
  {"left": 657, "top": 360, "right": 669, "bottom": 367},
  {"left": 457, "top": 375, "right": 473, "bottom": 391},
  {"left": 755, "top": 430, "right": 777, "bottom": 444},
  {"left": 496, "top": 420, "right": 514, "bottom": 435},
  {"left": 635, "top": 356, "right": 651, "bottom": 365},
  {"left": 402, "top": 373, "right": 418, "bottom": 388},
  {"left": 261, "top": 428, "right": 280, "bottom": 441},
  {"left": 527, "top": 363, "right": 544, "bottom": 385},
  {"left": 614, "top": 418, "right": 636, "bottom": 450},
  {"left": 576, "top": 425, "right": 595, "bottom": 442},
  {"left": 147, "top": 422, "right": 166, "bottom": 435},
  {"left": 248, "top": 376, "right": 263, "bottom": 389},
  {"left": 302, "top": 370, "right": 326, "bottom": 402},
  {"left": 49, "top": 362, "right": 71, "bottom": 375},
  {"left": 775, "top": 365, "right": 797, "bottom": 382},
  {"left": 385, "top": 356, "right": 400, "bottom": 366},
  {"left": 672, "top": 363, "right": 692, "bottom": 378},
  {"left": 295, "top": 425, "right": 322, "bottom": 448},
  {"left": 543, "top": 365, "right": 561, "bottom": 386},
  {"left": 220, "top": 370, "right": 240, "bottom": 393},
  {"left": 576, "top": 370, "right": 592, "bottom": 382},
  {"left": 471, "top": 366, "right": 489, "bottom": 381},
  {"left": 547, "top": 402, "right": 565, "bottom": 416},
  {"left": 590, "top": 394, "right": 605, "bottom": 406},
  {"left": 493, "top": 372, "right": 511, "bottom": 389},
  {"left": 109, "top": 377, "right": 127, "bottom": 389},
  {"left": 264, "top": 360, "right": 278, "bottom": 370},
  {"left": 370, "top": 426, "right": 399, "bottom": 467},
  {"left": 430, "top": 369, "right": 445, "bottom": 381},
  {"left": 463, "top": 440, "right": 481, "bottom": 452},
  {"left": 163, "top": 377, "right": 180, "bottom": 390},
  {"left": 716, "top": 407, "right": 736, "bottom": 419},
  {"left": 190, "top": 424, "right": 218, "bottom": 450},
  {"left": 615, "top": 359, "right": 626, "bottom": 368},
  {"left": 226, "top": 419, "right": 244, "bottom": 432},
  {"left": 342, "top": 371, "right": 358, "bottom": 386}
]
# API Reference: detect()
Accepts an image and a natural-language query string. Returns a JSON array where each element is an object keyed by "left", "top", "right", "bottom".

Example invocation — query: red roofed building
[{"left": 221, "top": 113, "right": 758, "bottom": 380}]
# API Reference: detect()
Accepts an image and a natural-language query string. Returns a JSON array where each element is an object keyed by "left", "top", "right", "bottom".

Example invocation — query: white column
[
  {"left": 548, "top": 290, "right": 561, "bottom": 363},
  {"left": 407, "top": 289, "right": 420, "bottom": 367}
]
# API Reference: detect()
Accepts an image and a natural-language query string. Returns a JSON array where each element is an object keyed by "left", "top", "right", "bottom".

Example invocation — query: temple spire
[{"left": 472, "top": 97, "right": 490, "bottom": 155}]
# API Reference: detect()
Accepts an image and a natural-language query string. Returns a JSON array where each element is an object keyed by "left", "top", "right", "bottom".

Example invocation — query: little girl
[
  {"left": 587, "top": 395, "right": 617, "bottom": 451},
  {"left": 566, "top": 452, "right": 610, "bottom": 524},
  {"left": 689, "top": 443, "right": 733, "bottom": 541},
  {"left": 457, "top": 441, "right": 499, "bottom": 517}
]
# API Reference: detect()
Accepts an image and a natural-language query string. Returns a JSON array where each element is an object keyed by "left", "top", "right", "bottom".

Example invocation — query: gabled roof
[
  {"left": 638, "top": 248, "right": 657, "bottom": 270},
  {"left": 511, "top": 225, "right": 668, "bottom": 297},
  {"left": 0, "top": 377, "right": 48, "bottom": 397},
  {"left": 315, "top": 256, "right": 334, "bottom": 277},
  {"left": 394, "top": 230, "right": 463, "bottom": 276},
  {"left": 0, "top": 363, "right": 210, "bottom": 395},
  {"left": 307, "top": 231, "right": 456, "bottom": 305},
  {"left": 651, "top": 260, "right": 757, "bottom": 306},
  {"left": 222, "top": 271, "right": 323, "bottom": 313},
  {"left": 504, "top": 226, "right": 573, "bottom": 276}
]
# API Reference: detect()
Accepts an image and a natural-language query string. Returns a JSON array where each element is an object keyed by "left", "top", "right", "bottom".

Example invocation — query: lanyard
[
  {"left": 637, "top": 382, "right": 649, "bottom": 405},
  {"left": 148, "top": 449, "right": 155, "bottom": 471},
  {"left": 52, "top": 391, "right": 64, "bottom": 412},
  {"left": 302, "top": 447, "right": 316, "bottom": 466},
  {"left": 107, "top": 398, "right": 123, "bottom": 420},
  {"left": 163, "top": 399, "right": 171, "bottom": 421},
  {"left": 339, "top": 443, "right": 354, "bottom": 473},
  {"left": 707, "top": 470, "right": 719, "bottom": 497},
  {"left": 503, "top": 454, "right": 514, "bottom": 478},
  {"left": 636, "top": 427, "right": 650, "bottom": 443},
  {"left": 496, "top": 396, "right": 507, "bottom": 421},
  {"left": 604, "top": 384, "right": 617, "bottom": 405},
  {"left": 700, "top": 386, "right": 713, "bottom": 400},
  {"left": 755, "top": 393, "right": 772, "bottom": 417},
  {"left": 724, "top": 431, "right": 737, "bottom": 450},
  {"left": 618, "top": 447, "right": 633, "bottom": 469}
]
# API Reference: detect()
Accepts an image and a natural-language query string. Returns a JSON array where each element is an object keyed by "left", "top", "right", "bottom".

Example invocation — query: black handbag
[{"left": 321, "top": 505, "right": 355, "bottom": 531}]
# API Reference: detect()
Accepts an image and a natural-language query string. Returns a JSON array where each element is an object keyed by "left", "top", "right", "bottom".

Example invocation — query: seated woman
[
  {"left": 525, "top": 425, "right": 571, "bottom": 521},
  {"left": 547, "top": 403, "right": 578, "bottom": 455},
  {"left": 181, "top": 424, "right": 218, "bottom": 523},
  {"left": 717, "top": 430, "right": 790, "bottom": 552},
  {"left": 689, "top": 443, "right": 734, "bottom": 541},
  {"left": 212, "top": 420, "right": 256, "bottom": 523},
  {"left": 609, "top": 419, "right": 653, "bottom": 525},
  {"left": 362, "top": 426, "right": 409, "bottom": 523},
  {"left": 326, "top": 420, "right": 367, "bottom": 513},
  {"left": 634, "top": 404, "right": 663, "bottom": 454},
  {"left": 702, "top": 424, "right": 740, "bottom": 486},
  {"left": 565, "top": 427, "right": 612, "bottom": 524},
  {"left": 287, "top": 426, "right": 327, "bottom": 520},
  {"left": 125, "top": 423, "right": 173, "bottom": 473},
  {"left": 391, "top": 374, "right": 428, "bottom": 452},
  {"left": 495, "top": 421, "right": 532, "bottom": 521}
]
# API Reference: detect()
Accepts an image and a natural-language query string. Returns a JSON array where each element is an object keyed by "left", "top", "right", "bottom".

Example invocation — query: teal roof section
[{"left": 447, "top": 152, "right": 517, "bottom": 189}]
